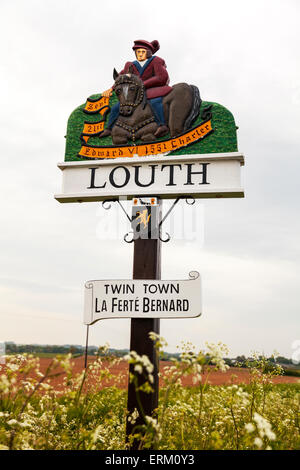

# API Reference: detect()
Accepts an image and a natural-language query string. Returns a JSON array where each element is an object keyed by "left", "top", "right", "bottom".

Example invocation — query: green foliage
[
  {"left": 64, "top": 93, "right": 238, "bottom": 162},
  {"left": 5, "top": 343, "right": 84, "bottom": 357},
  {"left": 5, "top": 343, "right": 131, "bottom": 359},
  {"left": 282, "top": 368, "right": 300, "bottom": 378},
  {"left": 0, "top": 341, "right": 299, "bottom": 450}
]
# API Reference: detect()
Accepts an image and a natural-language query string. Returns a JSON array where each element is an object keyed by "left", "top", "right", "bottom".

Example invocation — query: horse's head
[{"left": 113, "top": 69, "right": 146, "bottom": 116}]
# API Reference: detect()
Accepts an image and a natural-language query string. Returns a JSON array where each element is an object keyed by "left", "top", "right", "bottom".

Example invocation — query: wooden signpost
[{"left": 55, "top": 38, "right": 244, "bottom": 449}]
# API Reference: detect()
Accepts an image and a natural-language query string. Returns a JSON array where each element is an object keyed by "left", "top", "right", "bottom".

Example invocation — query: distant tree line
[
  {"left": 3, "top": 343, "right": 298, "bottom": 368},
  {"left": 4, "top": 342, "right": 180, "bottom": 361},
  {"left": 224, "top": 355, "right": 297, "bottom": 367}
]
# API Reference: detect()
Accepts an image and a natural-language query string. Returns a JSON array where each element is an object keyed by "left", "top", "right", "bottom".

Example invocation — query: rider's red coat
[{"left": 120, "top": 56, "right": 172, "bottom": 99}]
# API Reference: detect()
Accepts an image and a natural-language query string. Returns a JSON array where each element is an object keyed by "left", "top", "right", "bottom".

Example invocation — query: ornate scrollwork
[
  {"left": 124, "top": 231, "right": 135, "bottom": 243},
  {"left": 185, "top": 196, "right": 195, "bottom": 205},
  {"left": 159, "top": 231, "right": 171, "bottom": 243},
  {"left": 102, "top": 199, "right": 118, "bottom": 210},
  {"left": 188, "top": 271, "right": 200, "bottom": 280}
]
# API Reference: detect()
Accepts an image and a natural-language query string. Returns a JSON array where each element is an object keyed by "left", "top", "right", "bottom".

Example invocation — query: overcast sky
[{"left": 0, "top": 0, "right": 299, "bottom": 358}]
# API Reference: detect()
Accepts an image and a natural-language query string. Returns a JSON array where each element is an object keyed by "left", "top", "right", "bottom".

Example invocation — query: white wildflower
[
  {"left": 6, "top": 363, "right": 19, "bottom": 371},
  {"left": 7, "top": 419, "right": 18, "bottom": 427},
  {"left": 149, "top": 332, "right": 160, "bottom": 341},
  {"left": 245, "top": 423, "right": 255, "bottom": 433},
  {"left": 0, "top": 374, "right": 10, "bottom": 393},
  {"left": 148, "top": 374, "right": 154, "bottom": 384},
  {"left": 128, "top": 408, "right": 139, "bottom": 425},
  {"left": 134, "top": 364, "right": 143, "bottom": 374},
  {"left": 19, "top": 421, "right": 31, "bottom": 429},
  {"left": 205, "top": 342, "right": 229, "bottom": 371},
  {"left": 92, "top": 425, "right": 105, "bottom": 444},
  {"left": 254, "top": 437, "right": 263, "bottom": 448},
  {"left": 253, "top": 412, "right": 276, "bottom": 441},
  {"left": 145, "top": 415, "right": 161, "bottom": 438}
]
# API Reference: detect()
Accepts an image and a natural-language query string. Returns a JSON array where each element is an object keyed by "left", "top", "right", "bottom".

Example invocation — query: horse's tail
[{"left": 184, "top": 85, "right": 202, "bottom": 131}]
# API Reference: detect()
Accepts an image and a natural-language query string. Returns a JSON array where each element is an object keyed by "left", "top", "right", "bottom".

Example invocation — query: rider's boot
[
  {"left": 154, "top": 125, "right": 169, "bottom": 137},
  {"left": 100, "top": 128, "right": 112, "bottom": 138}
]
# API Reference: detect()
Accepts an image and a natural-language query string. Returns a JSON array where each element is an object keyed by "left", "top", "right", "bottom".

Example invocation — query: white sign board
[
  {"left": 84, "top": 271, "right": 201, "bottom": 325},
  {"left": 55, "top": 153, "right": 244, "bottom": 203}
]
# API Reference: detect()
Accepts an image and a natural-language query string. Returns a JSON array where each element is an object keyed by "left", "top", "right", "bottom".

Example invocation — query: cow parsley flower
[
  {"left": 7, "top": 419, "right": 18, "bottom": 427},
  {"left": 253, "top": 412, "right": 276, "bottom": 441},
  {"left": 245, "top": 423, "right": 255, "bottom": 433},
  {"left": 128, "top": 408, "right": 139, "bottom": 424},
  {"left": 254, "top": 437, "right": 263, "bottom": 448},
  {"left": 134, "top": 364, "right": 143, "bottom": 374}
]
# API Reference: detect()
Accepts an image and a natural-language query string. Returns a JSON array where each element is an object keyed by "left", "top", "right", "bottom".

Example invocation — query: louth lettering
[{"left": 87, "top": 163, "right": 210, "bottom": 189}]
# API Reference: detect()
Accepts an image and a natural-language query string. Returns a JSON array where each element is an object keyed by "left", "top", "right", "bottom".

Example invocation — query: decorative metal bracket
[
  {"left": 101, "top": 196, "right": 195, "bottom": 243},
  {"left": 157, "top": 196, "right": 195, "bottom": 242},
  {"left": 124, "top": 231, "right": 135, "bottom": 243},
  {"left": 102, "top": 199, "right": 132, "bottom": 222},
  {"left": 102, "top": 199, "right": 135, "bottom": 243}
]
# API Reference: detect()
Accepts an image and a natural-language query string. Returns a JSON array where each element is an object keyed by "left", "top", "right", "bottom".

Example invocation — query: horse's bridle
[
  {"left": 114, "top": 75, "right": 155, "bottom": 142},
  {"left": 114, "top": 75, "right": 145, "bottom": 114},
  {"left": 115, "top": 116, "right": 155, "bottom": 142}
]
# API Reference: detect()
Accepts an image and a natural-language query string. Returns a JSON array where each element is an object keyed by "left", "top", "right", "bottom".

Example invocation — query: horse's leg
[
  {"left": 137, "top": 122, "right": 158, "bottom": 142},
  {"left": 167, "top": 103, "right": 183, "bottom": 138},
  {"left": 140, "top": 133, "right": 156, "bottom": 142},
  {"left": 113, "top": 135, "right": 129, "bottom": 145},
  {"left": 163, "top": 84, "right": 193, "bottom": 137},
  {"left": 163, "top": 101, "right": 170, "bottom": 130},
  {"left": 111, "top": 128, "right": 129, "bottom": 145}
]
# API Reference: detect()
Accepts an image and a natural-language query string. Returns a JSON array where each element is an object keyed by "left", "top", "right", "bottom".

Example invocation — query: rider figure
[{"left": 101, "top": 39, "right": 172, "bottom": 138}]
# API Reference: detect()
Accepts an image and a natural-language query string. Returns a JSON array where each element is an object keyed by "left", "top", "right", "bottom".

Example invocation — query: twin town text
[
  {"left": 97, "top": 283, "right": 188, "bottom": 314},
  {"left": 84, "top": 277, "right": 202, "bottom": 324}
]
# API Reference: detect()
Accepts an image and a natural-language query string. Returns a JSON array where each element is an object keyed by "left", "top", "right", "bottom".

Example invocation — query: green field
[{"left": 283, "top": 368, "right": 300, "bottom": 378}]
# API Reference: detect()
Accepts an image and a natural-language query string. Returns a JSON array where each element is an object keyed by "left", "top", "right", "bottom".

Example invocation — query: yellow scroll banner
[
  {"left": 78, "top": 119, "right": 213, "bottom": 159},
  {"left": 81, "top": 120, "right": 106, "bottom": 142},
  {"left": 84, "top": 96, "right": 110, "bottom": 114}
]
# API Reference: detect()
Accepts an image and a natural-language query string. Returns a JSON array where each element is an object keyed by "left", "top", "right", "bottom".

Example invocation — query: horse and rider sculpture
[{"left": 100, "top": 39, "right": 201, "bottom": 146}]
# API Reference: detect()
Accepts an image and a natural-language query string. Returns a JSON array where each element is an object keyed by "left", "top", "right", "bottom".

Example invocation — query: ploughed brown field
[{"left": 9, "top": 356, "right": 299, "bottom": 391}]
